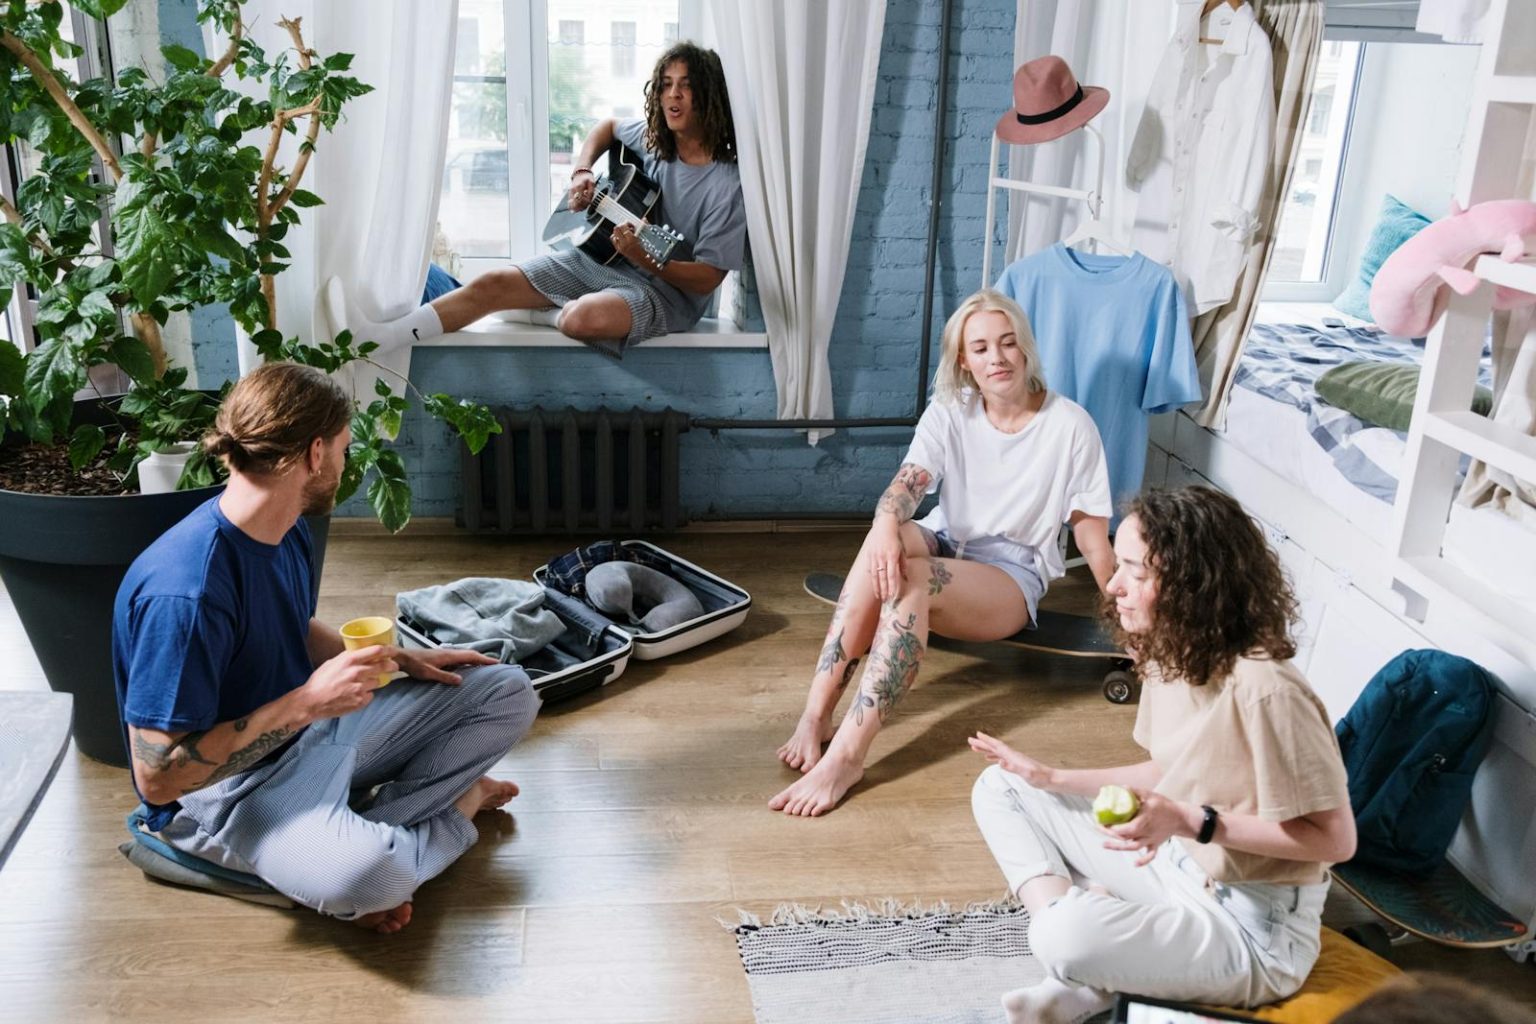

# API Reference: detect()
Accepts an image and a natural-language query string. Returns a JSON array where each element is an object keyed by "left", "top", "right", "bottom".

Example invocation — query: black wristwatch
[{"left": 1196, "top": 804, "right": 1220, "bottom": 844}]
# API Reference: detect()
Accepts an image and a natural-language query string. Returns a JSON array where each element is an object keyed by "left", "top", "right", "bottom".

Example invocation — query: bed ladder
[{"left": 1389, "top": 0, "right": 1536, "bottom": 647}]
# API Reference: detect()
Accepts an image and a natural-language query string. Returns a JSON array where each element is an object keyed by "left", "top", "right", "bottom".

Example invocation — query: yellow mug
[{"left": 339, "top": 616, "right": 397, "bottom": 687}]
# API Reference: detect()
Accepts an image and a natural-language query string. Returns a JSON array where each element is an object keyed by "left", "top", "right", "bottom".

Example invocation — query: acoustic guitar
[{"left": 541, "top": 142, "right": 690, "bottom": 268}]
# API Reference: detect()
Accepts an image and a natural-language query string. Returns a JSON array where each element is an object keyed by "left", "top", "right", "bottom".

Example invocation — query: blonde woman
[{"left": 772, "top": 290, "right": 1115, "bottom": 817}]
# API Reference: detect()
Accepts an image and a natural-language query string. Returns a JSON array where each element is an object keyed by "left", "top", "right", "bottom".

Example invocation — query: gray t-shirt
[{"left": 612, "top": 118, "right": 745, "bottom": 331}]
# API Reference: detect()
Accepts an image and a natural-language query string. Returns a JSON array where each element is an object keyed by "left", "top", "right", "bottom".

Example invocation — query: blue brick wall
[
  {"left": 400, "top": 0, "right": 1017, "bottom": 521},
  {"left": 165, "top": 0, "right": 1018, "bottom": 521}
]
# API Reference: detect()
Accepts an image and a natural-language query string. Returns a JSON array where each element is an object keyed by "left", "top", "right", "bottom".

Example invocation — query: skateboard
[
  {"left": 803, "top": 572, "right": 1139, "bottom": 704},
  {"left": 1333, "top": 857, "right": 1532, "bottom": 954}
]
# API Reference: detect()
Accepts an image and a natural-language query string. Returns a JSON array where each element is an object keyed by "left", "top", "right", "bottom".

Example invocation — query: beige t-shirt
[{"left": 1132, "top": 655, "right": 1350, "bottom": 885}]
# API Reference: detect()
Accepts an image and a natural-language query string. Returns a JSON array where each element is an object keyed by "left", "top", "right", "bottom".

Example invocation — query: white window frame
[
  {"left": 457, "top": 0, "right": 704, "bottom": 283},
  {"left": 1264, "top": 40, "right": 1366, "bottom": 303}
]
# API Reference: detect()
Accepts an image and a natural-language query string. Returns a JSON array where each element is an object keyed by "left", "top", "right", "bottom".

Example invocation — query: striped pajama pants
[{"left": 161, "top": 664, "right": 539, "bottom": 919}]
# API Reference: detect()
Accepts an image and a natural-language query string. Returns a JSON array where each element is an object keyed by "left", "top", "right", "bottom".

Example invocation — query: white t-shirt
[{"left": 902, "top": 391, "right": 1113, "bottom": 582}]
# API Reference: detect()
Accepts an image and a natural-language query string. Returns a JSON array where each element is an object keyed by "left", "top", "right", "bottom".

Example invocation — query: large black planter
[
  {"left": 0, "top": 481, "right": 224, "bottom": 765},
  {"left": 0, "top": 483, "right": 333, "bottom": 767}
]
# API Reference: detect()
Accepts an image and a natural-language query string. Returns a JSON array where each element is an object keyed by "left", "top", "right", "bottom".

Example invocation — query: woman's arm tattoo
[{"left": 874, "top": 463, "right": 932, "bottom": 523}]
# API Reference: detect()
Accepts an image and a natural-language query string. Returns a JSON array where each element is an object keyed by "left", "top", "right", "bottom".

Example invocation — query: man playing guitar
[{"left": 329, "top": 42, "right": 745, "bottom": 356}]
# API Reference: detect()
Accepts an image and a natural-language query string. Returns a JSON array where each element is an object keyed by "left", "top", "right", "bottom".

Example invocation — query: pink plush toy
[{"left": 1370, "top": 198, "right": 1536, "bottom": 337}]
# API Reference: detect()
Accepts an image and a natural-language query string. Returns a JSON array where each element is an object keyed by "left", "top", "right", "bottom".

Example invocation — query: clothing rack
[{"left": 980, "top": 122, "right": 1107, "bottom": 289}]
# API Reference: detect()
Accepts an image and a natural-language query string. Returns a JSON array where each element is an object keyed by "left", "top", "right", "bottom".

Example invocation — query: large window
[
  {"left": 1268, "top": 41, "right": 1365, "bottom": 288},
  {"left": 440, "top": 0, "right": 702, "bottom": 272}
]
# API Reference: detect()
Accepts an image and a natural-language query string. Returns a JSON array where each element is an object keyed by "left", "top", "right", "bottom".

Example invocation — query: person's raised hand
[
  {"left": 968, "top": 731, "right": 1060, "bottom": 791},
  {"left": 568, "top": 169, "right": 597, "bottom": 211}
]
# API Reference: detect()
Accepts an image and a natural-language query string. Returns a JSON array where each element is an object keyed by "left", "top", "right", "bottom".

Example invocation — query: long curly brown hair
[
  {"left": 1104, "top": 486, "right": 1298, "bottom": 687},
  {"left": 643, "top": 42, "right": 735, "bottom": 163}
]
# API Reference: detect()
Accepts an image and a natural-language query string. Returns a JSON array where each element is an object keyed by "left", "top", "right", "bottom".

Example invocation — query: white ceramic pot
[{"left": 138, "top": 442, "right": 197, "bottom": 495}]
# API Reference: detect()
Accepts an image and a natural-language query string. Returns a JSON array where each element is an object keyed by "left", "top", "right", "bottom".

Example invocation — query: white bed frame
[{"left": 1147, "top": 0, "right": 1536, "bottom": 942}]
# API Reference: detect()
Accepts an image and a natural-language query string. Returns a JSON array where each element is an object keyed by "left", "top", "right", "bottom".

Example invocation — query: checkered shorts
[{"left": 519, "top": 248, "right": 671, "bottom": 353}]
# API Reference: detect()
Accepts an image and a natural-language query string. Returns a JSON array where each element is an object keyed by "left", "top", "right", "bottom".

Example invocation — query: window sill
[{"left": 425, "top": 316, "right": 768, "bottom": 349}]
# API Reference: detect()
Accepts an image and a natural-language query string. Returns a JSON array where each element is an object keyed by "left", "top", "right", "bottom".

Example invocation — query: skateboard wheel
[
  {"left": 1343, "top": 923, "right": 1394, "bottom": 961},
  {"left": 1103, "top": 671, "right": 1139, "bottom": 705}
]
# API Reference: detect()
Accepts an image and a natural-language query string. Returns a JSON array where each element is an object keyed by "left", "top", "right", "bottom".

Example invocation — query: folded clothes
[{"left": 396, "top": 577, "right": 566, "bottom": 663}]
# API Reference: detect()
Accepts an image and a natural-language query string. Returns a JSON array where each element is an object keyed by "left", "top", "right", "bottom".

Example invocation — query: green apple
[{"left": 1093, "top": 784, "right": 1140, "bottom": 826}]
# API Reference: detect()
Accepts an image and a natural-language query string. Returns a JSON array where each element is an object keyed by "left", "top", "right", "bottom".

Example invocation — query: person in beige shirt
[{"left": 969, "top": 485, "right": 1356, "bottom": 1024}]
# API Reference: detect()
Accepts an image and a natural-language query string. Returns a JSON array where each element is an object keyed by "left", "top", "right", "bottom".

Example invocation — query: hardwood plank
[{"left": 2, "top": 530, "right": 1533, "bottom": 1023}]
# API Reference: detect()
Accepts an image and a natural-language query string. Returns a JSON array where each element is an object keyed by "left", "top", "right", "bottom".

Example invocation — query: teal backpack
[{"left": 1335, "top": 649, "right": 1496, "bottom": 874}]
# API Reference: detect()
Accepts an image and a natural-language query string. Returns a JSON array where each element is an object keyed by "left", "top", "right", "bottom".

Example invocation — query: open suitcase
[{"left": 396, "top": 540, "right": 750, "bottom": 703}]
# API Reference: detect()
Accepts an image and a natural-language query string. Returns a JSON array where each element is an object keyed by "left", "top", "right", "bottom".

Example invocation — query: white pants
[{"left": 971, "top": 765, "right": 1329, "bottom": 1008}]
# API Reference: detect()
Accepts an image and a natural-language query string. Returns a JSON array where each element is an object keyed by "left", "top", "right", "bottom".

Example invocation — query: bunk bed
[{"left": 1149, "top": 0, "right": 1536, "bottom": 956}]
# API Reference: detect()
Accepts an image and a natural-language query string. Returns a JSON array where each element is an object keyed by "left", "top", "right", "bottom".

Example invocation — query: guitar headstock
[{"left": 640, "top": 223, "right": 685, "bottom": 267}]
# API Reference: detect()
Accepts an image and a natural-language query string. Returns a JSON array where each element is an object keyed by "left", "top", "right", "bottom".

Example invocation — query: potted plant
[{"left": 0, "top": 0, "right": 499, "bottom": 764}]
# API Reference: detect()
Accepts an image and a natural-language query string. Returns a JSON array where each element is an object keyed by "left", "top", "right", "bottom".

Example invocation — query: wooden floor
[{"left": 2, "top": 528, "right": 1533, "bottom": 1022}]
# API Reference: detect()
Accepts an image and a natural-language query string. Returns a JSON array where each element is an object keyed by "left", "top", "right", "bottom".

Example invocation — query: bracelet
[
  {"left": 1196, "top": 804, "right": 1219, "bottom": 844},
  {"left": 572, "top": 166, "right": 593, "bottom": 177}
]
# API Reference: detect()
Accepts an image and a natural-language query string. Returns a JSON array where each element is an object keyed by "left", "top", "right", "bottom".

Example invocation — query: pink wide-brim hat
[{"left": 996, "top": 55, "right": 1109, "bottom": 145}]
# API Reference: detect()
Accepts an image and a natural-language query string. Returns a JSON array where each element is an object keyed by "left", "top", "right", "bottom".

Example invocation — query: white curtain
[
  {"left": 1002, "top": 0, "right": 1172, "bottom": 266},
  {"left": 215, "top": 1, "right": 458, "bottom": 392},
  {"left": 708, "top": 0, "right": 886, "bottom": 439}
]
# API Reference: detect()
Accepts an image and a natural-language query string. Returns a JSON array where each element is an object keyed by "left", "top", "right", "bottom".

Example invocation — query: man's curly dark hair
[
  {"left": 1105, "top": 486, "right": 1298, "bottom": 688},
  {"left": 643, "top": 42, "right": 735, "bottom": 163}
]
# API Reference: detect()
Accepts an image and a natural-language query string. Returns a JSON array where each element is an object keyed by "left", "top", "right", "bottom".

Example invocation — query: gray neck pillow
[{"left": 584, "top": 561, "right": 704, "bottom": 633}]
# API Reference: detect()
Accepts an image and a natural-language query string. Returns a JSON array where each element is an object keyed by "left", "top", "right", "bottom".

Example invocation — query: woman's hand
[
  {"left": 969, "top": 731, "right": 1061, "bottom": 791},
  {"left": 864, "top": 520, "right": 907, "bottom": 602},
  {"left": 395, "top": 646, "right": 499, "bottom": 686},
  {"left": 568, "top": 168, "right": 597, "bottom": 211},
  {"left": 1100, "top": 790, "right": 1196, "bottom": 866}
]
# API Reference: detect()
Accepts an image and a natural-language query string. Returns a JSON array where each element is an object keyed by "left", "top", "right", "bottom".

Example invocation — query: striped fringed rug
[{"left": 729, "top": 899, "right": 1049, "bottom": 1024}]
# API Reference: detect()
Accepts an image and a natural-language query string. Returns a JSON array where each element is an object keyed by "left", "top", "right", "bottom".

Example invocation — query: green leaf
[
  {"left": 0, "top": 339, "right": 24, "bottom": 397},
  {"left": 69, "top": 0, "right": 132, "bottom": 19},
  {"left": 427, "top": 394, "right": 501, "bottom": 455},
  {"left": 78, "top": 289, "right": 116, "bottom": 320},
  {"left": 115, "top": 199, "right": 177, "bottom": 304},
  {"left": 0, "top": 224, "right": 36, "bottom": 285},
  {"left": 22, "top": 339, "right": 84, "bottom": 409},
  {"left": 68, "top": 423, "right": 106, "bottom": 470},
  {"left": 367, "top": 457, "right": 411, "bottom": 533},
  {"left": 160, "top": 43, "right": 205, "bottom": 72},
  {"left": 322, "top": 53, "right": 355, "bottom": 72},
  {"left": 285, "top": 188, "right": 324, "bottom": 208},
  {"left": 109, "top": 336, "right": 157, "bottom": 384}
]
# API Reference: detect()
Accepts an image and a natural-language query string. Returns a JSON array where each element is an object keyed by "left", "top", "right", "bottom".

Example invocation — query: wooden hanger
[{"left": 1199, "top": 0, "right": 1243, "bottom": 45}]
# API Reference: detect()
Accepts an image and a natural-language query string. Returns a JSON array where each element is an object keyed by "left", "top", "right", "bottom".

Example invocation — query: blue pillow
[{"left": 1333, "top": 195, "right": 1431, "bottom": 323}]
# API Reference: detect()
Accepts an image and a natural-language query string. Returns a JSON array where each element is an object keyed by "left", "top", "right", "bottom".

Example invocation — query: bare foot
[
  {"left": 776, "top": 712, "right": 837, "bottom": 772},
  {"left": 354, "top": 902, "right": 413, "bottom": 935},
  {"left": 768, "top": 752, "right": 864, "bottom": 816},
  {"left": 453, "top": 775, "right": 521, "bottom": 821}
]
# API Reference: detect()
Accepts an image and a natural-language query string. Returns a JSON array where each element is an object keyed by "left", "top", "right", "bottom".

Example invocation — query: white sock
[
  {"left": 1000, "top": 979, "right": 1113, "bottom": 1024},
  {"left": 322, "top": 277, "right": 444, "bottom": 353}
]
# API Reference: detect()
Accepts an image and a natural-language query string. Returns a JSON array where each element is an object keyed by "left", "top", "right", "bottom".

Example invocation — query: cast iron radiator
[{"left": 460, "top": 407, "right": 689, "bottom": 533}]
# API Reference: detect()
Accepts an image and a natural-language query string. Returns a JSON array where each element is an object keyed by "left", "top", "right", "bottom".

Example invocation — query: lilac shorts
[{"left": 918, "top": 526, "right": 1045, "bottom": 628}]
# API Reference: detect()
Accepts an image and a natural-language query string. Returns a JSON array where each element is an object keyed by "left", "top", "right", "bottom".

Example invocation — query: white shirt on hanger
[{"left": 1125, "top": 0, "right": 1274, "bottom": 315}]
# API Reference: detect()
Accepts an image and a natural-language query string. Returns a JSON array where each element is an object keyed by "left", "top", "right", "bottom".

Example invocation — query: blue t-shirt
[
  {"left": 996, "top": 244, "right": 1202, "bottom": 514},
  {"left": 113, "top": 496, "right": 316, "bottom": 830}
]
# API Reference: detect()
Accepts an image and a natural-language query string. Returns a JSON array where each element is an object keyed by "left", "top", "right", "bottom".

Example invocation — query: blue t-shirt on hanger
[{"left": 996, "top": 243, "right": 1201, "bottom": 518}]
